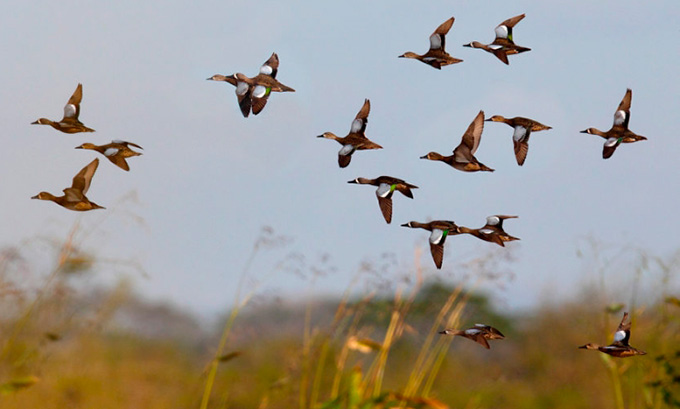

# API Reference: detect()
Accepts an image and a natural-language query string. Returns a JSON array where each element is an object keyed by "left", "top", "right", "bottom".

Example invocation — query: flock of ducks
[
  {"left": 29, "top": 13, "right": 649, "bottom": 359},
  {"left": 31, "top": 83, "right": 143, "bottom": 210}
]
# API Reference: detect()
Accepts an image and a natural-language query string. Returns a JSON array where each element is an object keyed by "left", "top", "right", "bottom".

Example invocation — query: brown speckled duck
[
  {"left": 32, "top": 83, "right": 95, "bottom": 133},
  {"left": 486, "top": 115, "right": 552, "bottom": 166},
  {"left": 401, "top": 220, "right": 462, "bottom": 269},
  {"left": 439, "top": 324, "right": 505, "bottom": 349},
  {"left": 421, "top": 110, "right": 494, "bottom": 172},
  {"left": 399, "top": 17, "right": 463, "bottom": 69},
  {"left": 318, "top": 99, "right": 383, "bottom": 168},
  {"left": 463, "top": 14, "right": 531, "bottom": 65},
  {"left": 31, "top": 159, "right": 104, "bottom": 211},
  {"left": 348, "top": 176, "right": 418, "bottom": 224},
  {"left": 580, "top": 89, "right": 647, "bottom": 159},
  {"left": 76, "top": 140, "right": 143, "bottom": 171},
  {"left": 579, "top": 312, "right": 646, "bottom": 358}
]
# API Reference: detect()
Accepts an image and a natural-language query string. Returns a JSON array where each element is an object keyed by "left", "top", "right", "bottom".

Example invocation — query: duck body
[
  {"left": 480, "top": 215, "right": 520, "bottom": 243},
  {"left": 580, "top": 89, "right": 647, "bottom": 159},
  {"left": 399, "top": 17, "right": 463, "bottom": 69},
  {"left": 318, "top": 99, "right": 382, "bottom": 168},
  {"left": 31, "top": 158, "right": 104, "bottom": 211},
  {"left": 32, "top": 83, "right": 95, "bottom": 133},
  {"left": 486, "top": 115, "right": 551, "bottom": 165},
  {"left": 348, "top": 176, "right": 418, "bottom": 224},
  {"left": 401, "top": 220, "right": 461, "bottom": 269},
  {"left": 439, "top": 324, "right": 505, "bottom": 349},
  {"left": 76, "top": 140, "right": 143, "bottom": 171},
  {"left": 579, "top": 311, "right": 646, "bottom": 358},
  {"left": 421, "top": 110, "right": 494, "bottom": 172}
]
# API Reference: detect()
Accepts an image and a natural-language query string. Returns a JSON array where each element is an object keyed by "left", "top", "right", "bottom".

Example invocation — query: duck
[
  {"left": 207, "top": 53, "right": 294, "bottom": 117},
  {"left": 399, "top": 17, "right": 463, "bottom": 69},
  {"left": 580, "top": 89, "right": 647, "bottom": 159},
  {"left": 348, "top": 176, "right": 418, "bottom": 224},
  {"left": 579, "top": 311, "right": 646, "bottom": 358},
  {"left": 485, "top": 115, "right": 551, "bottom": 166},
  {"left": 318, "top": 99, "right": 383, "bottom": 168},
  {"left": 401, "top": 220, "right": 462, "bottom": 269},
  {"left": 463, "top": 14, "right": 531, "bottom": 65},
  {"left": 420, "top": 110, "right": 494, "bottom": 172},
  {"left": 439, "top": 324, "right": 505, "bottom": 349},
  {"left": 479, "top": 215, "right": 520, "bottom": 243},
  {"left": 75, "top": 140, "right": 143, "bottom": 171},
  {"left": 31, "top": 83, "right": 95, "bottom": 133},
  {"left": 31, "top": 159, "right": 104, "bottom": 211}
]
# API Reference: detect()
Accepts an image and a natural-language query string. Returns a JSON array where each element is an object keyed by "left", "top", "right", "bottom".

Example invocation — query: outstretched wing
[
  {"left": 612, "top": 88, "right": 632, "bottom": 131},
  {"left": 429, "top": 17, "right": 454, "bottom": 51},
  {"left": 454, "top": 110, "right": 485, "bottom": 161},
  {"left": 71, "top": 158, "right": 99, "bottom": 195},
  {"left": 260, "top": 52, "right": 279, "bottom": 78},
  {"left": 63, "top": 83, "right": 83, "bottom": 121},
  {"left": 350, "top": 99, "right": 370, "bottom": 135}
]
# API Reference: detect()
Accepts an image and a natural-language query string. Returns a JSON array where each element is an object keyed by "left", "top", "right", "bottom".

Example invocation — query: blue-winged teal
[
  {"left": 439, "top": 324, "right": 505, "bottom": 349},
  {"left": 480, "top": 215, "right": 520, "bottom": 243},
  {"left": 401, "top": 220, "right": 462, "bottom": 269},
  {"left": 580, "top": 89, "right": 647, "bottom": 159},
  {"left": 579, "top": 312, "right": 646, "bottom": 358},
  {"left": 463, "top": 15, "right": 531, "bottom": 65},
  {"left": 399, "top": 17, "right": 463, "bottom": 69},
  {"left": 421, "top": 110, "right": 494, "bottom": 172},
  {"left": 32, "top": 83, "right": 95, "bottom": 133},
  {"left": 31, "top": 159, "right": 104, "bottom": 211},
  {"left": 348, "top": 176, "right": 418, "bottom": 224},
  {"left": 486, "top": 115, "right": 551, "bottom": 165},
  {"left": 207, "top": 53, "right": 294, "bottom": 117},
  {"left": 318, "top": 99, "right": 383, "bottom": 168},
  {"left": 76, "top": 140, "right": 143, "bottom": 172}
]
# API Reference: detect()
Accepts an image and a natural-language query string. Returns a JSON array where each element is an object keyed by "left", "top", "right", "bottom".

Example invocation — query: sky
[{"left": 2, "top": 0, "right": 679, "bottom": 315}]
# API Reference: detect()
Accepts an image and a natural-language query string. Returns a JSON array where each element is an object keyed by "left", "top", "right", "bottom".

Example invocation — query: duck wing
[
  {"left": 349, "top": 99, "right": 371, "bottom": 135},
  {"left": 454, "top": 110, "right": 485, "bottom": 161},
  {"left": 62, "top": 83, "right": 83, "bottom": 121},
  {"left": 613, "top": 312, "right": 632, "bottom": 346},
  {"left": 259, "top": 52, "right": 279, "bottom": 79},
  {"left": 71, "top": 158, "right": 99, "bottom": 195},
  {"left": 429, "top": 17, "right": 454, "bottom": 51},
  {"left": 513, "top": 126, "right": 531, "bottom": 166},
  {"left": 376, "top": 195, "right": 393, "bottom": 224},
  {"left": 251, "top": 85, "right": 270, "bottom": 115},
  {"left": 494, "top": 14, "right": 525, "bottom": 45},
  {"left": 612, "top": 88, "right": 632, "bottom": 131}
]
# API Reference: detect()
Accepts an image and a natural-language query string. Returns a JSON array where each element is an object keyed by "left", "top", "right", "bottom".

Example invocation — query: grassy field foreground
[{"left": 1, "top": 232, "right": 679, "bottom": 409}]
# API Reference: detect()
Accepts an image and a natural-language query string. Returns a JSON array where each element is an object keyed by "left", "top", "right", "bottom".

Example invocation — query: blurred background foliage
[{"left": 1, "top": 227, "right": 679, "bottom": 409}]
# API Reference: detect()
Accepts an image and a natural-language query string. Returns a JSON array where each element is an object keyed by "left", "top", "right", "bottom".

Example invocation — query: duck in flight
[
  {"left": 32, "top": 83, "right": 95, "bottom": 133},
  {"left": 348, "top": 176, "right": 418, "bottom": 224},
  {"left": 579, "top": 311, "right": 646, "bottom": 357},
  {"left": 399, "top": 17, "right": 463, "bottom": 69},
  {"left": 31, "top": 159, "right": 104, "bottom": 211}
]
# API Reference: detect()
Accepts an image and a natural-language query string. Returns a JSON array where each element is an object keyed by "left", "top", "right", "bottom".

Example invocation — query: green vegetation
[{"left": 1, "top": 229, "right": 679, "bottom": 408}]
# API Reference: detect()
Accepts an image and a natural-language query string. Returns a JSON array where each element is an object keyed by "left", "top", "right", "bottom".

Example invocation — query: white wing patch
[
  {"left": 513, "top": 126, "right": 527, "bottom": 142},
  {"left": 465, "top": 329, "right": 482, "bottom": 335},
  {"left": 235, "top": 81, "right": 249, "bottom": 96},
  {"left": 486, "top": 215, "right": 500, "bottom": 226},
  {"left": 480, "top": 228, "right": 495, "bottom": 235},
  {"left": 350, "top": 118, "right": 364, "bottom": 133},
  {"left": 613, "top": 110, "right": 627, "bottom": 126},
  {"left": 614, "top": 330, "right": 626, "bottom": 342},
  {"left": 605, "top": 137, "right": 619, "bottom": 147},
  {"left": 111, "top": 139, "right": 125, "bottom": 144},
  {"left": 376, "top": 183, "right": 391, "bottom": 198},
  {"left": 64, "top": 103, "right": 77, "bottom": 118},
  {"left": 104, "top": 148, "right": 119, "bottom": 157},
  {"left": 429, "top": 229, "right": 445, "bottom": 244},
  {"left": 495, "top": 25, "right": 509, "bottom": 39},
  {"left": 339, "top": 144, "right": 355, "bottom": 156},
  {"left": 252, "top": 85, "right": 267, "bottom": 98},
  {"left": 259, "top": 65, "right": 273, "bottom": 75},
  {"left": 429, "top": 33, "right": 442, "bottom": 50}
]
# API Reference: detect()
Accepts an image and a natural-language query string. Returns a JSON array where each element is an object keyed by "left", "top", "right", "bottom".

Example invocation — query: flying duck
[
  {"left": 31, "top": 159, "right": 104, "bottom": 211},
  {"left": 399, "top": 17, "right": 463, "bottom": 69},
  {"left": 32, "top": 83, "right": 95, "bottom": 133},
  {"left": 348, "top": 176, "right": 418, "bottom": 224}
]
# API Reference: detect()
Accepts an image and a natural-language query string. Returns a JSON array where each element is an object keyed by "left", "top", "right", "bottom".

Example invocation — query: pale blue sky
[{"left": 2, "top": 0, "right": 678, "bottom": 314}]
